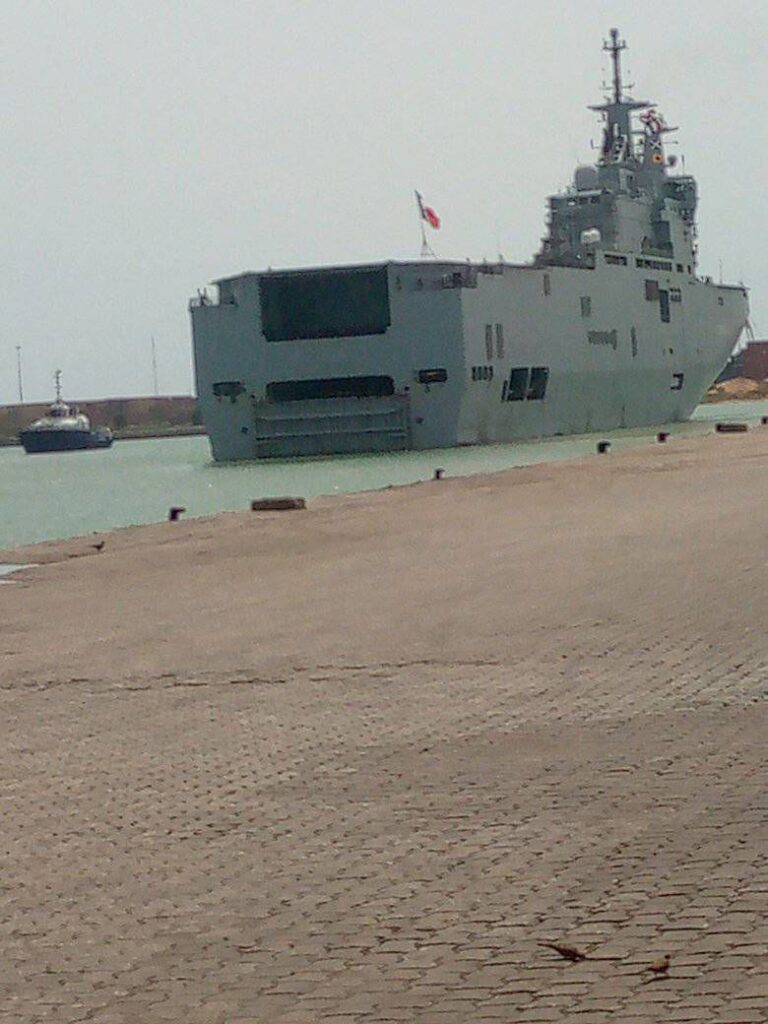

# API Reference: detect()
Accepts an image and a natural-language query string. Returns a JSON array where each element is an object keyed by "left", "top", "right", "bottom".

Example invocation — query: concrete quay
[{"left": 1, "top": 430, "right": 768, "bottom": 1023}]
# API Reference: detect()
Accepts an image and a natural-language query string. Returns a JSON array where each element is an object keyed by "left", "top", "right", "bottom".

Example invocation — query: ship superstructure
[
  {"left": 190, "top": 30, "right": 748, "bottom": 461},
  {"left": 538, "top": 29, "right": 695, "bottom": 272}
]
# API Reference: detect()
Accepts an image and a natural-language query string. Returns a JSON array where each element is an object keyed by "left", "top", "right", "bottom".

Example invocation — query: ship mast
[
  {"left": 606, "top": 27, "right": 625, "bottom": 104},
  {"left": 590, "top": 28, "right": 649, "bottom": 165},
  {"left": 54, "top": 369, "right": 62, "bottom": 403}
]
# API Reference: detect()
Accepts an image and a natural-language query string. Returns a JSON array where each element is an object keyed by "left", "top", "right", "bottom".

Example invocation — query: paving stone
[
  {"left": 3, "top": 433, "right": 768, "bottom": 1022},
  {"left": 713, "top": 1012, "right": 768, "bottom": 1024}
]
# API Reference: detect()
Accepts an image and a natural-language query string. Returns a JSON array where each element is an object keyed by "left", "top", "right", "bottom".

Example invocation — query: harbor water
[{"left": 1, "top": 400, "right": 766, "bottom": 551}]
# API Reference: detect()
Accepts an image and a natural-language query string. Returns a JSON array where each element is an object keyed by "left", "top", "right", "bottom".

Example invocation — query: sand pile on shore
[{"left": 706, "top": 375, "right": 768, "bottom": 400}]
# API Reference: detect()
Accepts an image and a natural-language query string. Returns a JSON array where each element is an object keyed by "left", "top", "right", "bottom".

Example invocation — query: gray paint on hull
[{"left": 191, "top": 259, "right": 747, "bottom": 461}]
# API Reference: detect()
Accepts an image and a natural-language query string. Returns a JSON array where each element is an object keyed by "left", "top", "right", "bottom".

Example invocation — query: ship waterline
[{"left": 191, "top": 30, "right": 748, "bottom": 462}]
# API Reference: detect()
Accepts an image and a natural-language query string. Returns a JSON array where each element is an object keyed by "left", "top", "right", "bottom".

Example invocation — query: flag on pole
[{"left": 415, "top": 191, "right": 441, "bottom": 230}]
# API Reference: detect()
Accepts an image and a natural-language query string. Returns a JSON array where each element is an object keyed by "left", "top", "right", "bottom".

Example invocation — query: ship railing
[
  {"left": 189, "top": 292, "right": 237, "bottom": 310},
  {"left": 189, "top": 288, "right": 222, "bottom": 309}
]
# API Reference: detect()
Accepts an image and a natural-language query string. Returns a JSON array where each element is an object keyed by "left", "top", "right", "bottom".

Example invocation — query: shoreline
[
  {"left": 0, "top": 422, "right": 764, "bottom": 567},
  {"left": 3, "top": 415, "right": 768, "bottom": 564}
]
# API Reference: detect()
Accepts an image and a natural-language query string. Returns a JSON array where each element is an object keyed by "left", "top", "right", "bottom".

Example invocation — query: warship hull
[{"left": 191, "top": 257, "right": 747, "bottom": 461}]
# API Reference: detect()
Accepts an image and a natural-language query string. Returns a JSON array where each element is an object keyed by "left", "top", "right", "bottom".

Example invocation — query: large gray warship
[{"left": 191, "top": 30, "right": 748, "bottom": 461}]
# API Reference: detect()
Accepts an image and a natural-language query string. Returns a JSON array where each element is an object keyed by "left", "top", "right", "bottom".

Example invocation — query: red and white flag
[{"left": 415, "top": 190, "right": 441, "bottom": 230}]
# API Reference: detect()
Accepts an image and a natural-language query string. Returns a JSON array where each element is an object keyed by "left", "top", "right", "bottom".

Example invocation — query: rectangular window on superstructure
[
  {"left": 506, "top": 367, "right": 529, "bottom": 401},
  {"left": 485, "top": 324, "right": 494, "bottom": 361},
  {"left": 659, "top": 290, "right": 671, "bottom": 323},
  {"left": 580, "top": 296, "right": 592, "bottom": 317},
  {"left": 527, "top": 367, "right": 549, "bottom": 401},
  {"left": 259, "top": 267, "right": 391, "bottom": 341},
  {"left": 495, "top": 323, "right": 504, "bottom": 359}
]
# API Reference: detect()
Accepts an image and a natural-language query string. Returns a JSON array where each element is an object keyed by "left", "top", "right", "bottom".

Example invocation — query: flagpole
[
  {"left": 420, "top": 219, "right": 430, "bottom": 258},
  {"left": 415, "top": 190, "right": 436, "bottom": 258}
]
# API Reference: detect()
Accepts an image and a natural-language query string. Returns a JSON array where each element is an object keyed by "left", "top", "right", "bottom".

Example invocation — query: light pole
[
  {"left": 151, "top": 336, "right": 159, "bottom": 396},
  {"left": 15, "top": 346, "right": 24, "bottom": 404}
]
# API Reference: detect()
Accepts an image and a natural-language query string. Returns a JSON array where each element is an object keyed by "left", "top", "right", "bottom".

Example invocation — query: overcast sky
[{"left": 3, "top": 0, "right": 765, "bottom": 404}]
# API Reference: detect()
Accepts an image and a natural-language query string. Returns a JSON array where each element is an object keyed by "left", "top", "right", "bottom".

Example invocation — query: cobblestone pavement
[{"left": 2, "top": 434, "right": 768, "bottom": 1022}]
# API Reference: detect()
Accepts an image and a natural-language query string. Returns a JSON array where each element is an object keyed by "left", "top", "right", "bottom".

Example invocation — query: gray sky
[{"left": 4, "top": 0, "right": 765, "bottom": 404}]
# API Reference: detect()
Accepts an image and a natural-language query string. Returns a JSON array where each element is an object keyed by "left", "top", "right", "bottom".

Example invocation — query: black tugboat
[{"left": 19, "top": 371, "right": 113, "bottom": 454}]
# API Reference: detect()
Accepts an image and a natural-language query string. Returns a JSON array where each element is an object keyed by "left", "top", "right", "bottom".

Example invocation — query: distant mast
[
  {"left": 15, "top": 346, "right": 23, "bottom": 404},
  {"left": 151, "top": 336, "right": 159, "bottom": 396}
]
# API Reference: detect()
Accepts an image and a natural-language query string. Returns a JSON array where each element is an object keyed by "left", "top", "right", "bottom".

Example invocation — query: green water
[{"left": 1, "top": 400, "right": 766, "bottom": 550}]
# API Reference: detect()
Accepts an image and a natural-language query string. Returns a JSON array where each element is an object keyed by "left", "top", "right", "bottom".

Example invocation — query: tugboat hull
[{"left": 19, "top": 429, "right": 113, "bottom": 454}]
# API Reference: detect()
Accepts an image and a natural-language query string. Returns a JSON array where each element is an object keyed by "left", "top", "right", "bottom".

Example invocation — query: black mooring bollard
[
  {"left": 434, "top": 468, "right": 445, "bottom": 480},
  {"left": 715, "top": 422, "right": 748, "bottom": 434},
  {"left": 762, "top": 416, "right": 768, "bottom": 426},
  {"left": 657, "top": 431, "right": 669, "bottom": 443},
  {"left": 250, "top": 497, "right": 306, "bottom": 511},
  {"left": 597, "top": 441, "right": 611, "bottom": 454},
  {"left": 168, "top": 506, "right": 186, "bottom": 522}
]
